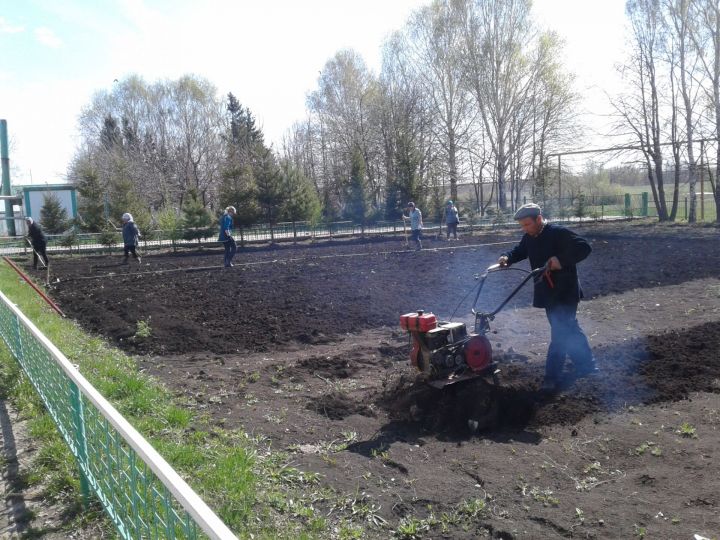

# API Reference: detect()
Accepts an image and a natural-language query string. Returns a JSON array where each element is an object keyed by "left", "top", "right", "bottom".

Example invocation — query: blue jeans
[
  {"left": 223, "top": 237, "right": 237, "bottom": 266},
  {"left": 410, "top": 229, "right": 423, "bottom": 248},
  {"left": 544, "top": 303, "right": 593, "bottom": 381}
]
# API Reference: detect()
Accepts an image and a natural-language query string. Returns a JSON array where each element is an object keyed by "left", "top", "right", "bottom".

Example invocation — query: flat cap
[{"left": 513, "top": 203, "right": 542, "bottom": 220}]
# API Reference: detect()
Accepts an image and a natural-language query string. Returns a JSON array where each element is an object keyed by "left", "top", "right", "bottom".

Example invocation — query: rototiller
[{"left": 400, "top": 263, "right": 548, "bottom": 389}]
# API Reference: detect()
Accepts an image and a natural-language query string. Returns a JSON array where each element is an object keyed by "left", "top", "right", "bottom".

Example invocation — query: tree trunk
[
  {"left": 448, "top": 131, "right": 458, "bottom": 204},
  {"left": 497, "top": 135, "right": 508, "bottom": 210}
]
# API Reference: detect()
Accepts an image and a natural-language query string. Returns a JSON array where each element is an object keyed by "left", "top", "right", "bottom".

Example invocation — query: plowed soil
[{"left": 44, "top": 221, "right": 720, "bottom": 539}]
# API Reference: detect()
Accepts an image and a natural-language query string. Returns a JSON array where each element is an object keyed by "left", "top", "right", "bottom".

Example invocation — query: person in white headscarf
[{"left": 121, "top": 213, "right": 142, "bottom": 264}]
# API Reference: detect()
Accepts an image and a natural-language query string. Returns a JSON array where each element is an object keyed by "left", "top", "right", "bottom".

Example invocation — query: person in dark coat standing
[
  {"left": 445, "top": 200, "right": 459, "bottom": 240},
  {"left": 218, "top": 206, "right": 237, "bottom": 267},
  {"left": 498, "top": 203, "right": 598, "bottom": 392},
  {"left": 25, "top": 217, "right": 48, "bottom": 270},
  {"left": 121, "top": 213, "right": 141, "bottom": 264}
]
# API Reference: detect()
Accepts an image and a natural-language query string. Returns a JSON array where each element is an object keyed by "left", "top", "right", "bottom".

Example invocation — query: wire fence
[
  {"left": 527, "top": 192, "right": 717, "bottom": 221},
  {"left": 0, "top": 291, "right": 237, "bottom": 540}
]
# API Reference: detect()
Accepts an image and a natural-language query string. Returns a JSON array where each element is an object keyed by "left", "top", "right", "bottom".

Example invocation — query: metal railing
[
  {"left": 5, "top": 194, "right": 698, "bottom": 258},
  {"left": 0, "top": 216, "right": 584, "bottom": 257},
  {"left": 0, "top": 291, "right": 237, "bottom": 540}
]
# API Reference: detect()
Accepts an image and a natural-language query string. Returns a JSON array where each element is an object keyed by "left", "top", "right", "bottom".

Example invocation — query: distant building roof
[{"left": 14, "top": 184, "right": 75, "bottom": 191}]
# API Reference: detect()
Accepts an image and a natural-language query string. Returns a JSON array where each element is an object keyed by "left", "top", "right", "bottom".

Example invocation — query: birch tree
[
  {"left": 666, "top": 0, "right": 701, "bottom": 221},
  {"left": 688, "top": 0, "right": 720, "bottom": 222},
  {"left": 403, "top": 0, "right": 475, "bottom": 203},
  {"left": 460, "top": 0, "right": 538, "bottom": 211},
  {"left": 307, "top": 50, "right": 383, "bottom": 216},
  {"left": 72, "top": 74, "right": 226, "bottom": 214},
  {"left": 379, "top": 32, "right": 435, "bottom": 218},
  {"left": 614, "top": 0, "right": 674, "bottom": 221}
]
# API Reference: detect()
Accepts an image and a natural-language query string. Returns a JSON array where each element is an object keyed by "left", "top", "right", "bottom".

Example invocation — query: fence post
[
  {"left": 69, "top": 381, "right": 91, "bottom": 506},
  {"left": 641, "top": 192, "right": 648, "bottom": 217},
  {"left": 624, "top": 193, "right": 631, "bottom": 216},
  {"left": 685, "top": 197, "right": 688, "bottom": 219}
]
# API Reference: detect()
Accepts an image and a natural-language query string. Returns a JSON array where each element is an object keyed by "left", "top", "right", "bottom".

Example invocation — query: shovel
[
  {"left": 401, "top": 213, "right": 409, "bottom": 248},
  {"left": 25, "top": 237, "right": 50, "bottom": 285}
]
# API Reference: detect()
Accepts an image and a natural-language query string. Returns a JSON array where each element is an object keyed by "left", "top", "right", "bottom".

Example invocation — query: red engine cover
[
  {"left": 463, "top": 335, "right": 492, "bottom": 372},
  {"left": 400, "top": 311, "right": 437, "bottom": 332}
]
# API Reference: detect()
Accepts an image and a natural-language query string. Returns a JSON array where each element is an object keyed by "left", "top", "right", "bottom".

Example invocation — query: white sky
[{"left": 0, "top": 0, "right": 627, "bottom": 185}]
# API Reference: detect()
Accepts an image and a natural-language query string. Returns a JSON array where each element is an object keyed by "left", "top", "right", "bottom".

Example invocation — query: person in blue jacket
[
  {"left": 121, "top": 213, "right": 141, "bottom": 264},
  {"left": 498, "top": 203, "right": 598, "bottom": 392},
  {"left": 218, "top": 206, "right": 237, "bottom": 267}
]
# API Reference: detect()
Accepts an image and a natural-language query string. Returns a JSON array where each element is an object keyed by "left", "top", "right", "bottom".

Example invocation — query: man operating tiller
[{"left": 498, "top": 203, "right": 598, "bottom": 393}]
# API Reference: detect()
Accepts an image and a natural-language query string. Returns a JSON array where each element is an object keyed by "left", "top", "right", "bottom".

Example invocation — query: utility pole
[
  {"left": 700, "top": 140, "right": 705, "bottom": 221},
  {"left": 1, "top": 119, "right": 17, "bottom": 236}
]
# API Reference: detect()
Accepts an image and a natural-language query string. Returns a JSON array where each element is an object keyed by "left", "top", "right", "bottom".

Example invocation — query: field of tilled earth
[{"left": 41, "top": 222, "right": 720, "bottom": 539}]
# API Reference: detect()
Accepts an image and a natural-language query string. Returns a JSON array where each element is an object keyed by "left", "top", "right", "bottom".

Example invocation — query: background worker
[
  {"left": 498, "top": 203, "right": 598, "bottom": 392},
  {"left": 403, "top": 202, "right": 424, "bottom": 250},
  {"left": 121, "top": 213, "right": 142, "bottom": 264},
  {"left": 445, "top": 200, "right": 459, "bottom": 240},
  {"left": 25, "top": 217, "right": 48, "bottom": 270},
  {"left": 219, "top": 206, "right": 237, "bottom": 267}
]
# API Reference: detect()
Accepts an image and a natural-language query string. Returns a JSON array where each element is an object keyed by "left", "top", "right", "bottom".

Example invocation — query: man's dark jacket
[
  {"left": 503, "top": 222, "right": 591, "bottom": 308},
  {"left": 27, "top": 222, "right": 46, "bottom": 247}
]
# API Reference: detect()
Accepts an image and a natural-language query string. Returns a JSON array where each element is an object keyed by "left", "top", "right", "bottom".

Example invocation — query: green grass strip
[{"left": 0, "top": 262, "right": 361, "bottom": 539}]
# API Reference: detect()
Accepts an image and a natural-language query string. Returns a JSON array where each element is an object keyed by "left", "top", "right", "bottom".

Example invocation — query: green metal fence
[
  {"left": 0, "top": 291, "right": 237, "bottom": 540},
  {"left": 5, "top": 193, "right": 715, "bottom": 258}
]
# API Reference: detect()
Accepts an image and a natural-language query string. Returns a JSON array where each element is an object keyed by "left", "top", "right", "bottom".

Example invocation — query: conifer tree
[
  {"left": 156, "top": 205, "right": 182, "bottom": 252},
  {"left": 73, "top": 162, "right": 107, "bottom": 232},
  {"left": 280, "top": 160, "right": 321, "bottom": 228},
  {"left": 255, "top": 150, "right": 284, "bottom": 225},
  {"left": 182, "top": 190, "right": 214, "bottom": 245},
  {"left": 346, "top": 146, "right": 370, "bottom": 228},
  {"left": 40, "top": 192, "right": 68, "bottom": 233}
]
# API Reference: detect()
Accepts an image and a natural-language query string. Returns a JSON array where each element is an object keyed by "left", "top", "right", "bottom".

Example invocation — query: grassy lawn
[
  {"left": 0, "top": 262, "right": 366, "bottom": 540},
  {"left": 616, "top": 185, "right": 717, "bottom": 221}
]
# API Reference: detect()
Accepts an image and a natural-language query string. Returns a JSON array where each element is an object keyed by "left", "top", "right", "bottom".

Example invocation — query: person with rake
[
  {"left": 498, "top": 203, "right": 598, "bottom": 393},
  {"left": 121, "top": 213, "right": 142, "bottom": 265},
  {"left": 403, "top": 202, "right": 424, "bottom": 251},
  {"left": 25, "top": 217, "right": 49, "bottom": 270},
  {"left": 219, "top": 206, "right": 237, "bottom": 267}
]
